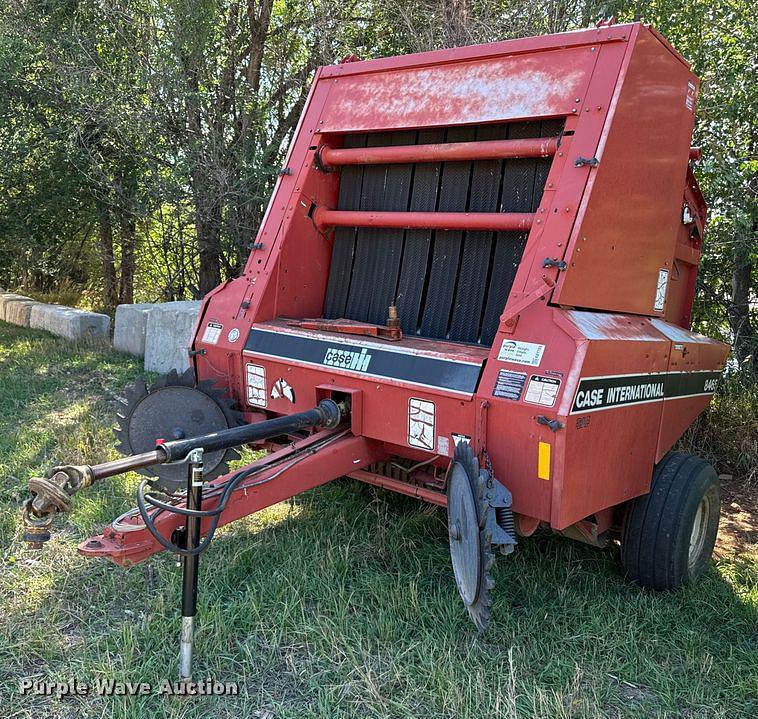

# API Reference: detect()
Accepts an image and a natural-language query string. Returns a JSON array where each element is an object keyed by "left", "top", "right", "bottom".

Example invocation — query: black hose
[{"left": 135, "top": 430, "right": 348, "bottom": 556}]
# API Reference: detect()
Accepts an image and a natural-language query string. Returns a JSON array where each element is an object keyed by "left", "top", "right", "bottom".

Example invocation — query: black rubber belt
[
  {"left": 448, "top": 123, "right": 508, "bottom": 343},
  {"left": 395, "top": 128, "right": 445, "bottom": 334},
  {"left": 419, "top": 125, "right": 476, "bottom": 339},
  {"left": 366, "top": 130, "right": 416, "bottom": 326},
  {"left": 323, "top": 133, "right": 367, "bottom": 318},
  {"left": 480, "top": 121, "right": 541, "bottom": 345}
]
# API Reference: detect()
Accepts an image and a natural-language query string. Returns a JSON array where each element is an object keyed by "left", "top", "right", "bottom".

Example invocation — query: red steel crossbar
[
  {"left": 78, "top": 431, "right": 386, "bottom": 566},
  {"left": 319, "top": 136, "right": 559, "bottom": 167},
  {"left": 313, "top": 207, "right": 534, "bottom": 232}
]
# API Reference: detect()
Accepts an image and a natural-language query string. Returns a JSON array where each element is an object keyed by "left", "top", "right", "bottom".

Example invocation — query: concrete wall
[
  {"left": 5, "top": 298, "right": 41, "bottom": 327},
  {"left": 29, "top": 304, "right": 110, "bottom": 343},
  {"left": 143, "top": 301, "right": 201, "bottom": 373},
  {"left": 113, "top": 303, "right": 154, "bottom": 356},
  {"left": 0, "top": 293, "right": 40, "bottom": 326},
  {"left": 1, "top": 293, "right": 201, "bottom": 371}
]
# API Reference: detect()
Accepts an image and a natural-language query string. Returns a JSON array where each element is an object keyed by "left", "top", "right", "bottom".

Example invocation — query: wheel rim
[{"left": 688, "top": 494, "right": 712, "bottom": 569}]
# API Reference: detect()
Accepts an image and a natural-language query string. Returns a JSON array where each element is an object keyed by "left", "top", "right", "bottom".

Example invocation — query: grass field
[{"left": 0, "top": 322, "right": 755, "bottom": 719}]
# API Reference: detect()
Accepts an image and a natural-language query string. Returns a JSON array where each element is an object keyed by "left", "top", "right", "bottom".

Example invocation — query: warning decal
[
  {"left": 408, "top": 398, "right": 435, "bottom": 451},
  {"left": 246, "top": 363, "right": 267, "bottom": 408},
  {"left": 493, "top": 370, "right": 527, "bottom": 401},
  {"left": 202, "top": 322, "right": 223, "bottom": 345},
  {"left": 525, "top": 375, "right": 561, "bottom": 407},
  {"left": 654, "top": 269, "right": 669, "bottom": 311}
]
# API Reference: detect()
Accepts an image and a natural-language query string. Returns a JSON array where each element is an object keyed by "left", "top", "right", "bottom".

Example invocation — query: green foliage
[{"left": 680, "top": 370, "right": 758, "bottom": 485}]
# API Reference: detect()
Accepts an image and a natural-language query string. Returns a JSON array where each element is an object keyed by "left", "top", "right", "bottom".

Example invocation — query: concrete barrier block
[
  {"left": 113, "top": 303, "right": 156, "bottom": 356},
  {"left": 4, "top": 298, "right": 41, "bottom": 327},
  {"left": 144, "top": 301, "right": 201, "bottom": 374},
  {"left": 30, "top": 304, "right": 110, "bottom": 343},
  {"left": 0, "top": 293, "right": 32, "bottom": 322}
]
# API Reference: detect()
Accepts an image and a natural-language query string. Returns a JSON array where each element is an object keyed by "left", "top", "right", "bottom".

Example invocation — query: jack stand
[{"left": 179, "top": 448, "right": 204, "bottom": 681}]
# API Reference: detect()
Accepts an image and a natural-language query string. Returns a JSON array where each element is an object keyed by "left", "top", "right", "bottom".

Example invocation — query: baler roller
[
  {"left": 318, "top": 135, "right": 559, "bottom": 168},
  {"left": 313, "top": 207, "right": 535, "bottom": 232}
]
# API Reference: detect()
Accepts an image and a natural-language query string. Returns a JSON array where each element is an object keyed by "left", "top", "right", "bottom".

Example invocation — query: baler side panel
[
  {"left": 653, "top": 319, "right": 730, "bottom": 461},
  {"left": 553, "top": 26, "right": 699, "bottom": 316},
  {"left": 507, "top": 40, "right": 626, "bottom": 312}
]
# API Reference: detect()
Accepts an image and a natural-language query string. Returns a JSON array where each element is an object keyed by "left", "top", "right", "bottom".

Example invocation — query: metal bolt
[{"left": 450, "top": 522, "right": 461, "bottom": 541}]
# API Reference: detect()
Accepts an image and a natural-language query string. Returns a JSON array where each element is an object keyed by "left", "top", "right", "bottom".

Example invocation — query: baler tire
[{"left": 621, "top": 451, "right": 720, "bottom": 591}]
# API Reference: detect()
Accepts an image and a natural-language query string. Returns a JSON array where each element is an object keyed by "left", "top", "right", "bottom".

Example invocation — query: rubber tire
[{"left": 621, "top": 452, "right": 720, "bottom": 591}]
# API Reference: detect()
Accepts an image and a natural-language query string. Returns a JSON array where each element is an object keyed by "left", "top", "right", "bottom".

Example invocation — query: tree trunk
[
  {"left": 99, "top": 204, "right": 118, "bottom": 311},
  {"left": 118, "top": 213, "right": 136, "bottom": 304},
  {"left": 729, "top": 223, "right": 756, "bottom": 373},
  {"left": 442, "top": 0, "right": 470, "bottom": 47}
]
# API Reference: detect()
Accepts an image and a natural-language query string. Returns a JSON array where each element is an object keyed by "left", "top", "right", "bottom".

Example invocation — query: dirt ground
[{"left": 715, "top": 475, "right": 757, "bottom": 559}]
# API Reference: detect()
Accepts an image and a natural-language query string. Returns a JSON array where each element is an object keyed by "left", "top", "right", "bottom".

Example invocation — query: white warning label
[
  {"left": 524, "top": 375, "right": 561, "bottom": 407},
  {"left": 408, "top": 398, "right": 435, "bottom": 451},
  {"left": 246, "top": 363, "right": 267, "bottom": 408},
  {"left": 655, "top": 269, "right": 669, "bottom": 311},
  {"left": 202, "top": 321, "right": 223, "bottom": 345}
]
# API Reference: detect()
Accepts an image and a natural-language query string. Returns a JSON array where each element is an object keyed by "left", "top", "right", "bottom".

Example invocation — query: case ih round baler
[{"left": 24, "top": 22, "right": 729, "bottom": 678}]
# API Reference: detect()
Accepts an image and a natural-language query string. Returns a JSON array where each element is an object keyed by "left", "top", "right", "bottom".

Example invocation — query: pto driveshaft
[{"left": 23, "top": 399, "right": 344, "bottom": 543}]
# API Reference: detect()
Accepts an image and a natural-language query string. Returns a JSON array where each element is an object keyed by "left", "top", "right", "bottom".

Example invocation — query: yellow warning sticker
[{"left": 538, "top": 442, "right": 551, "bottom": 480}]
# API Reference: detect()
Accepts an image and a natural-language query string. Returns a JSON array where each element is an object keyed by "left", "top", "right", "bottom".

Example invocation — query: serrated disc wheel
[
  {"left": 447, "top": 442, "right": 495, "bottom": 631},
  {"left": 114, "top": 368, "right": 242, "bottom": 491}
]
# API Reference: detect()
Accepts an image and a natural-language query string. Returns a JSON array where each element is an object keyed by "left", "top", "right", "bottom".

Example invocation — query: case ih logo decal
[
  {"left": 244, "top": 328, "right": 483, "bottom": 395},
  {"left": 571, "top": 371, "right": 721, "bottom": 414},
  {"left": 323, "top": 346, "right": 372, "bottom": 371}
]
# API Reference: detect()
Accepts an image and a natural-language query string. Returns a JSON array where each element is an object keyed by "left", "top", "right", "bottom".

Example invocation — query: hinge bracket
[
  {"left": 575, "top": 156, "right": 599, "bottom": 167},
  {"left": 542, "top": 257, "right": 567, "bottom": 271}
]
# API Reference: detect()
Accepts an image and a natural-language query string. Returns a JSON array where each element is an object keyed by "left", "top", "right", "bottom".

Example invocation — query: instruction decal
[
  {"left": 246, "top": 363, "right": 267, "bottom": 408},
  {"left": 525, "top": 375, "right": 561, "bottom": 407},
  {"left": 654, "top": 269, "right": 669, "bottom": 311},
  {"left": 498, "top": 339, "right": 545, "bottom": 367},
  {"left": 202, "top": 321, "right": 223, "bottom": 345},
  {"left": 493, "top": 370, "right": 527, "bottom": 401},
  {"left": 408, "top": 398, "right": 435, "bottom": 451}
]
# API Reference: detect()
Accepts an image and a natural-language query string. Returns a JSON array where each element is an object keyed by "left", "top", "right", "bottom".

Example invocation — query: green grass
[{"left": 0, "top": 322, "right": 755, "bottom": 719}]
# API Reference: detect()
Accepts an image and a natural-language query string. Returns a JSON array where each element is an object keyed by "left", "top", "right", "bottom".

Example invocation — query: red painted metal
[
  {"left": 348, "top": 469, "right": 447, "bottom": 506},
  {"left": 79, "top": 430, "right": 386, "bottom": 565},
  {"left": 318, "top": 136, "right": 559, "bottom": 167},
  {"left": 81, "top": 22, "right": 729, "bottom": 562},
  {"left": 313, "top": 207, "right": 534, "bottom": 232}
]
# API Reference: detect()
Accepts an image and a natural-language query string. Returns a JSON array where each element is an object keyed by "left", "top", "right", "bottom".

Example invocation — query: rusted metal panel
[{"left": 317, "top": 47, "right": 598, "bottom": 133}]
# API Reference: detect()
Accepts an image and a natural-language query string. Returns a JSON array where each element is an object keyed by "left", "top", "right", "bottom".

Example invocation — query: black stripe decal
[
  {"left": 571, "top": 371, "right": 722, "bottom": 414},
  {"left": 244, "top": 329, "right": 483, "bottom": 395}
]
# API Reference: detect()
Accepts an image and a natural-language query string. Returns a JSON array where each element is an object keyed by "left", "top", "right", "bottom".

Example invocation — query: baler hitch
[
  {"left": 23, "top": 399, "right": 344, "bottom": 542},
  {"left": 21, "top": 398, "right": 345, "bottom": 680}
]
